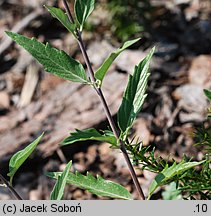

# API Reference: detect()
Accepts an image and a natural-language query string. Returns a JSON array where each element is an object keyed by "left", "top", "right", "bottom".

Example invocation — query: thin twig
[
  {"left": 63, "top": 0, "right": 145, "bottom": 200},
  {"left": 0, "top": 173, "right": 22, "bottom": 200},
  {"left": 0, "top": 9, "right": 42, "bottom": 55}
]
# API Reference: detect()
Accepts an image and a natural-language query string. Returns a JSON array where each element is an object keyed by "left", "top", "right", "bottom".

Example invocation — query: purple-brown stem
[
  {"left": 0, "top": 173, "right": 22, "bottom": 200},
  {"left": 62, "top": 0, "right": 145, "bottom": 200}
]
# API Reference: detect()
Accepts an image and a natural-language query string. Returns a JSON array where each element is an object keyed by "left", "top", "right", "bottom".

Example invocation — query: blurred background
[{"left": 0, "top": 0, "right": 211, "bottom": 199}]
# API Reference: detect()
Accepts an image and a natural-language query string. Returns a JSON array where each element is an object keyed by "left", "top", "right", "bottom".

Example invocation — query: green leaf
[
  {"left": 95, "top": 38, "right": 141, "bottom": 84},
  {"left": 117, "top": 47, "right": 155, "bottom": 134},
  {"left": 61, "top": 128, "right": 117, "bottom": 146},
  {"left": 47, "top": 171, "right": 132, "bottom": 200},
  {"left": 45, "top": 6, "right": 76, "bottom": 37},
  {"left": 162, "top": 182, "right": 182, "bottom": 200},
  {"left": 148, "top": 160, "right": 205, "bottom": 199},
  {"left": 75, "top": 0, "right": 95, "bottom": 30},
  {"left": 50, "top": 161, "right": 72, "bottom": 200},
  {"left": 7, "top": 133, "right": 44, "bottom": 185},
  {"left": 204, "top": 89, "right": 211, "bottom": 102},
  {"left": 6, "top": 32, "right": 88, "bottom": 83}
]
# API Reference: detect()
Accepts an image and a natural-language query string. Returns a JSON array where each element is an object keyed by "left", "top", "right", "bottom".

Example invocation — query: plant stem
[
  {"left": 0, "top": 173, "right": 22, "bottom": 200},
  {"left": 63, "top": 0, "right": 145, "bottom": 200}
]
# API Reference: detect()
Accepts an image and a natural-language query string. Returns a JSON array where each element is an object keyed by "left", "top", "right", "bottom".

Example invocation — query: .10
[{"left": 195, "top": 204, "right": 208, "bottom": 213}]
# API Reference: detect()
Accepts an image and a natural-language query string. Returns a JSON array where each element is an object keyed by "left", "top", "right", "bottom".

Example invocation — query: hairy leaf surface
[
  {"left": 117, "top": 47, "right": 155, "bottom": 134},
  {"left": 75, "top": 0, "right": 95, "bottom": 30},
  {"left": 50, "top": 161, "right": 72, "bottom": 200},
  {"left": 61, "top": 128, "right": 117, "bottom": 146},
  {"left": 95, "top": 38, "right": 141, "bottom": 84},
  {"left": 47, "top": 171, "right": 132, "bottom": 200},
  {"left": 6, "top": 32, "right": 88, "bottom": 83},
  {"left": 8, "top": 133, "right": 44, "bottom": 185},
  {"left": 149, "top": 160, "right": 205, "bottom": 199},
  {"left": 45, "top": 6, "right": 76, "bottom": 37}
]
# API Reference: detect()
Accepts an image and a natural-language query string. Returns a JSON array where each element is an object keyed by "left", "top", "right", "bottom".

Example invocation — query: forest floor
[{"left": 0, "top": 0, "right": 211, "bottom": 200}]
